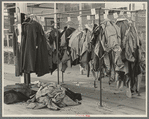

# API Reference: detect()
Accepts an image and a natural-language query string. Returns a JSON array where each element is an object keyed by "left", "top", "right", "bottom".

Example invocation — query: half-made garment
[
  {"left": 69, "top": 28, "right": 84, "bottom": 66},
  {"left": 116, "top": 19, "right": 142, "bottom": 89},
  {"left": 93, "top": 19, "right": 122, "bottom": 79}
]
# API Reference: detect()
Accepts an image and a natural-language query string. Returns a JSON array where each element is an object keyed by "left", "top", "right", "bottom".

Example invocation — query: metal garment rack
[
  {"left": 28, "top": 7, "right": 141, "bottom": 17},
  {"left": 26, "top": 7, "right": 140, "bottom": 107}
]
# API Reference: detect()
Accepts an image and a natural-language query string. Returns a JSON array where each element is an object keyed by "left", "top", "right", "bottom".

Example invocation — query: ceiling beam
[
  {"left": 27, "top": 3, "right": 58, "bottom": 9},
  {"left": 27, "top": 3, "right": 43, "bottom": 7},
  {"left": 4, "top": 6, "right": 15, "bottom": 10},
  {"left": 27, "top": 6, "right": 57, "bottom": 9}
]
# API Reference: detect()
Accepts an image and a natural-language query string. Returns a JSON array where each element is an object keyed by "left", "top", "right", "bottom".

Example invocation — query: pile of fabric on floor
[
  {"left": 4, "top": 82, "right": 82, "bottom": 111},
  {"left": 4, "top": 83, "right": 36, "bottom": 104},
  {"left": 27, "top": 81, "right": 82, "bottom": 110}
]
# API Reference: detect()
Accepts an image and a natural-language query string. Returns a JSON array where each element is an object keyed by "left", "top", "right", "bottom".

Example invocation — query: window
[
  {"left": 65, "top": 3, "right": 79, "bottom": 11},
  {"left": 4, "top": 16, "right": 10, "bottom": 29}
]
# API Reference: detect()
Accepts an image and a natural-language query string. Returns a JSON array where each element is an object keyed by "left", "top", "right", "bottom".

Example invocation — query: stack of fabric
[{"left": 27, "top": 82, "right": 82, "bottom": 110}]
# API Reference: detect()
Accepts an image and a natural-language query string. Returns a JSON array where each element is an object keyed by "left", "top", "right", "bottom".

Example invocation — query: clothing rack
[
  {"left": 56, "top": 7, "right": 139, "bottom": 107},
  {"left": 18, "top": 6, "right": 140, "bottom": 107},
  {"left": 55, "top": 7, "right": 103, "bottom": 106},
  {"left": 27, "top": 7, "right": 144, "bottom": 17}
]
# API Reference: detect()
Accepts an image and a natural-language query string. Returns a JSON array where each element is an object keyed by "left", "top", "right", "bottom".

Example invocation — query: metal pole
[
  {"left": 99, "top": 8, "right": 102, "bottom": 107},
  {"left": 92, "top": 14, "right": 95, "bottom": 29},
  {"left": 54, "top": 3, "right": 60, "bottom": 84},
  {"left": 62, "top": 72, "right": 64, "bottom": 83},
  {"left": 29, "top": 7, "right": 140, "bottom": 17},
  {"left": 57, "top": 24, "right": 59, "bottom": 85},
  {"left": 24, "top": 73, "right": 30, "bottom": 85},
  {"left": 61, "top": 16, "right": 64, "bottom": 84},
  {"left": 54, "top": 3, "right": 57, "bottom": 28},
  {"left": 79, "top": 3, "right": 82, "bottom": 27},
  {"left": 135, "top": 11, "right": 138, "bottom": 32}
]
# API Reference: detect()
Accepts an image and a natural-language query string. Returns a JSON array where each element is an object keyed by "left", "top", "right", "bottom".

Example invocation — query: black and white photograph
[{"left": 2, "top": 1, "right": 148, "bottom": 117}]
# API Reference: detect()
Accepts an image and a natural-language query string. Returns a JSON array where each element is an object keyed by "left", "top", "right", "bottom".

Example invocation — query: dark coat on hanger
[
  {"left": 60, "top": 27, "right": 76, "bottom": 48},
  {"left": 20, "top": 20, "right": 49, "bottom": 76},
  {"left": 93, "top": 26, "right": 105, "bottom": 72},
  {"left": 47, "top": 28, "right": 61, "bottom": 74},
  {"left": 60, "top": 27, "right": 76, "bottom": 72},
  {"left": 48, "top": 28, "right": 61, "bottom": 49}
]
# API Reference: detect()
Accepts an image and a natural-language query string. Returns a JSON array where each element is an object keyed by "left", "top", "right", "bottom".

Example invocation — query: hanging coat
[
  {"left": 61, "top": 27, "right": 76, "bottom": 47},
  {"left": 20, "top": 20, "right": 49, "bottom": 76},
  {"left": 47, "top": 28, "right": 61, "bottom": 74},
  {"left": 60, "top": 27, "right": 75, "bottom": 72},
  {"left": 80, "top": 29, "right": 92, "bottom": 76},
  {"left": 93, "top": 27, "right": 105, "bottom": 72},
  {"left": 48, "top": 28, "right": 61, "bottom": 50},
  {"left": 116, "top": 19, "right": 141, "bottom": 89},
  {"left": 101, "top": 20, "right": 121, "bottom": 51},
  {"left": 69, "top": 29, "right": 83, "bottom": 65}
]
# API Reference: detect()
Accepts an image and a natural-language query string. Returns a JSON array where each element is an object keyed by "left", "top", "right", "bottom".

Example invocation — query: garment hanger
[
  {"left": 29, "top": 14, "right": 35, "bottom": 22},
  {"left": 22, "top": 14, "right": 30, "bottom": 24},
  {"left": 78, "top": 24, "right": 83, "bottom": 31},
  {"left": 116, "top": 11, "right": 130, "bottom": 23},
  {"left": 92, "top": 24, "right": 99, "bottom": 33},
  {"left": 66, "top": 20, "right": 75, "bottom": 27},
  {"left": 66, "top": 23, "right": 82, "bottom": 39},
  {"left": 22, "top": 13, "right": 34, "bottom": 24},
  {"left": 101, "top": 11, "right": 111, "bottom": 24},
  {"left": 85, "top": 23, "right": 93, "bottom": 32},
  {"left": 67, "top": 24, "right": 70, "bottom": 29}
]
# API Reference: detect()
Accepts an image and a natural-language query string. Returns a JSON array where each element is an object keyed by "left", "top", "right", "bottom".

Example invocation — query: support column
[
  {"left": 15, "top": 3, "right": 29, "bottom": 84},
  {"left": 54, "top": 3, "right": 60, "bottom": 84},
  {"left": 16, "top": 3, "right": 27, "bottom": 13},
  {"left": 129, "top": 4, "right": 131, "bottom": 11},
  {"left": 143, "top": 3, "right": 145, "bottom": 10},
  {"left": 99, "top": 8, "right": 102, "bottom": 107},
  {"left": 79, "top": 3, "right": 84, "bottom": 76},
  {"left": 54, "top": 3, "right": 57, "bottom": 29},
  {"left": 132, "top": 3, "right": 135, "bottom": 21}
]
